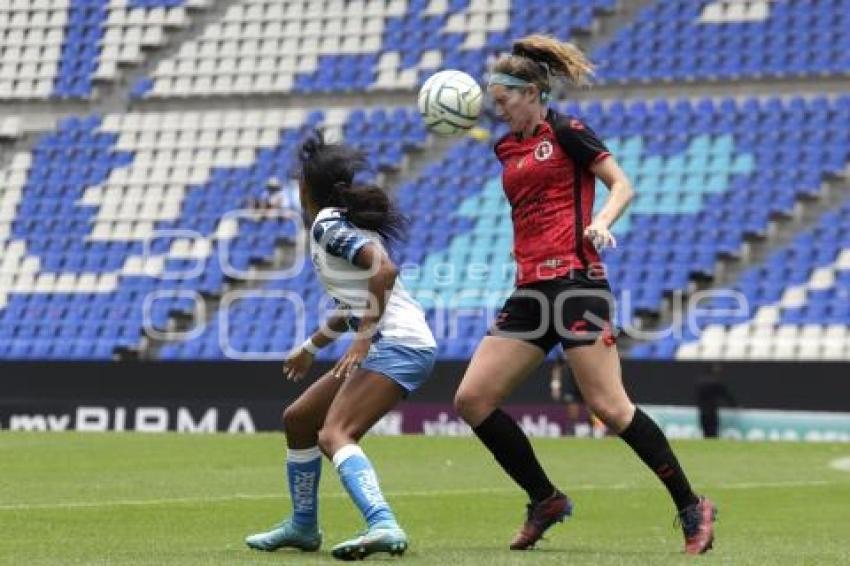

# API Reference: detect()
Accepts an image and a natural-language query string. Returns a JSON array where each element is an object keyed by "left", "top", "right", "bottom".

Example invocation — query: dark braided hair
[{"left": 296, "top": 131, "right": 408, "bottom": 242}]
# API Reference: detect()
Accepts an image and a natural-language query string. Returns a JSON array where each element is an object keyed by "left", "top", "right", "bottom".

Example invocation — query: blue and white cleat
[
  {"left": 331, "top": 522, "right": 408, "bottom": 561},
  {"left": 245, "top": 518, "right": 322, "bottom": 552}
]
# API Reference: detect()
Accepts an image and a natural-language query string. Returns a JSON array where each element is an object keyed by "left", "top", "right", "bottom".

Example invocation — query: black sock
[
  {"left": 619, "top": 407, "right": 699, "bottom": 511},
  {"left": 472, "top": 408, "right": 555, "bottom": 502}
]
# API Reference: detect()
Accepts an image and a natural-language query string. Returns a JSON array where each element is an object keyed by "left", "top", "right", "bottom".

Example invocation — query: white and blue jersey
[{"left": 309, "top": 207, "right": 436, "bottom": 392}]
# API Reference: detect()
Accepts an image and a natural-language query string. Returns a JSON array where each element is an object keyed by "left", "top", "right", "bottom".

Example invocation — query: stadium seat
[
  {"left": 0, "top": 0, "right": 206, "bottom": 100},
  {"left": 594, "top": 0, "right": 850, "bottom": 84},
  {"left": 0, "top": 104, "right": 429, "bottom": 359},
  {"left": 141, "top": 0, "right": 616, "bottom": 98}
]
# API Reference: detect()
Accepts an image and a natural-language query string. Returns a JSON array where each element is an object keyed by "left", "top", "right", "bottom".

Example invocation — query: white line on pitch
[
  {"left": 0, "top": 489, "right": 509, "bottom": 511},
  {"left": 0, "top": 479, "right": 834, "bottom": 512}
]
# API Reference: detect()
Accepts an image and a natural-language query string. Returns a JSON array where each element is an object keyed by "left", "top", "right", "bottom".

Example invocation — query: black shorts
[{"left": 489, "top": 272, "right": 616, "bottom": 354}]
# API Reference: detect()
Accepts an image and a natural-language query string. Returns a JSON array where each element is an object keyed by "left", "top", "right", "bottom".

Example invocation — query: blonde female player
[
  {"left": 245, "top": 132, "right": 436, "bottom": 560},
  {"left": 453, "top": 35, "right": 717, "bottom": 554}
]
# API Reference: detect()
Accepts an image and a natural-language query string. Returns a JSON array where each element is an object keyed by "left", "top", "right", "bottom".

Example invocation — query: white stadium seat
[
  {"left": 0, "top": 0, "right": 211, "bottom": 100},
  {"left": 140, "top": 0, "right": 512, "bottom": 98}
]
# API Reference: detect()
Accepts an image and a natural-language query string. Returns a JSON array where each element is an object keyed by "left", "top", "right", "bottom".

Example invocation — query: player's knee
[
  {"left": 282, "top": 403, "right": 308, "bottom": 431},
  {"left": 453, "top": 389, "right": 474, "bottom": 420},
  {"left": 453, "top": 389, "right": 492, "bottom": 425},
  {"left": 585, "top": 398, "right": 633, "bottom": 431}
]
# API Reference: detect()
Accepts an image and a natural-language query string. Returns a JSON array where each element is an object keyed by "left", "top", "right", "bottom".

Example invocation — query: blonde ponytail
[{"left": 512, "top": 34, "right": 595, "bottom": 87}]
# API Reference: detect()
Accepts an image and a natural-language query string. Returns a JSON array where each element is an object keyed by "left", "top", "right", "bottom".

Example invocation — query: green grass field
[{"left": 1, "top": 433, "right": 849, "bottom": 565}]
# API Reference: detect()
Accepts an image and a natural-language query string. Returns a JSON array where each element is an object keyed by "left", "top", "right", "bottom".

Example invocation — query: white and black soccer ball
[{"left": 418, "top": 70, "right": 483, "bottom": 136}]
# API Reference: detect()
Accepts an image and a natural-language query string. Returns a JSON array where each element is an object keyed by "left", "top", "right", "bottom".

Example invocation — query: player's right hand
[
  {"left": 283, "top": 348, "right": 314, "bottom": 382},
  {"left": 584, "top": 223, "right": 617, "bottom": 250}
]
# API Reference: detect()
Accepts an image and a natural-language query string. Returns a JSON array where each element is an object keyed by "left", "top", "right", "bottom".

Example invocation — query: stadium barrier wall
[{"left": 1, "top": 361, "right": 849, "bottom": 440}]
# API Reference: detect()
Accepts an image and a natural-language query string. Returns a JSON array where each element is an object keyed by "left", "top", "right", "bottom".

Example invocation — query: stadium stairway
[
  {"left": 137, "top": 0, "right": 619, "bottom": 99},
  {"left": 575, "top": 0, "right": 658, "bottom": 56},
  {"left": 138, "top": 109, "right": 453, "bottom": 360},
  {"left": 702, "top": 158, "right": 850, "bottom": 295},
  {"left": 0, "top": 103, "right": 438, "bottom": 360},
  {"left": 122, "top": 0, "right": 242, "bottom": 104},
  {"left": 590, "top": 92, "right": 850, "bottom": 359},
  {"left": 1, "top": 0, "right": 192, "bottom": 101},
  {"left": 631, "top": 169, "right": 850, "bottom": 361},
  {"left": 0, "top": 0, "right": 233, "bottom": 135}
]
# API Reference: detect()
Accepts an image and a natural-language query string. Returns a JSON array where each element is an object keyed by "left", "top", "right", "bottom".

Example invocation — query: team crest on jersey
[{"left": 534, "top": 140, "right": 553, "bottom": 161}]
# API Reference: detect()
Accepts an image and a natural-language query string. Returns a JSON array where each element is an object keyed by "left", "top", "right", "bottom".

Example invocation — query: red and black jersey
[{"left": 494, "top": 108, "right": 611, "bottom": 287}]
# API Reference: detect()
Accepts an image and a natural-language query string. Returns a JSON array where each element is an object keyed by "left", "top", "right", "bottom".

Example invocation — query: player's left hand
[
  {"left": 584, "top": 223, "right": 617, "bottom": 250},
  {"left": 283, "top": 348, "right": 314, "bottom": 382},
  {"left": 332, "top": 337, "right": 371, "bottom": 380}
]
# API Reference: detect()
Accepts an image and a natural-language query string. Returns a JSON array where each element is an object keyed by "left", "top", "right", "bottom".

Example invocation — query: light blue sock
[
  {"left": 287, "top": 446, "right": 322, "bottom": 529},
  {"left": 333, "top": 444, "right": 397, "bottom": 528}
]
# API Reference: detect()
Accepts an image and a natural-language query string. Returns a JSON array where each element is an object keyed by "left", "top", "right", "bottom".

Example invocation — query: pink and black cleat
[
  {"left": 678, "top": 496, "right": 718, "bottom": 554},
  {"left": 509, "top": 490, "right": 573, "bottom": 550}
]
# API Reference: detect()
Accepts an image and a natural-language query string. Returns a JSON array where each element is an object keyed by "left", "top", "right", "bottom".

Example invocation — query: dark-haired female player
[
  {"left": 454, "top": 35, "right": 717, "bottom": 554},
  {"left": 245, "top": 133, "right": 436, "bottom": 560}
]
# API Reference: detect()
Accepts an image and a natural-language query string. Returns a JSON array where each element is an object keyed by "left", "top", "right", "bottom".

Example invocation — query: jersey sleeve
[
  {"left": 312, "top": 217, "right": 371, "bottom": 263},
  {"left": 553, "top": 116, "right": 611, "bottom": 170}
]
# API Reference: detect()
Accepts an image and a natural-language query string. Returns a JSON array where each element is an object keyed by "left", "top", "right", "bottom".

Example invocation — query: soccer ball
[{"left": 418, "top": 70, "right": 483, "bottom": 136}]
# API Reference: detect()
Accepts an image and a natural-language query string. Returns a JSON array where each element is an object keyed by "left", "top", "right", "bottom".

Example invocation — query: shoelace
[
  {"left": 523, "top": 500, "right": 553, "bottom": 528},
  {"left": 674, "top": 505, "right": 701, "bottom": 538}
]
